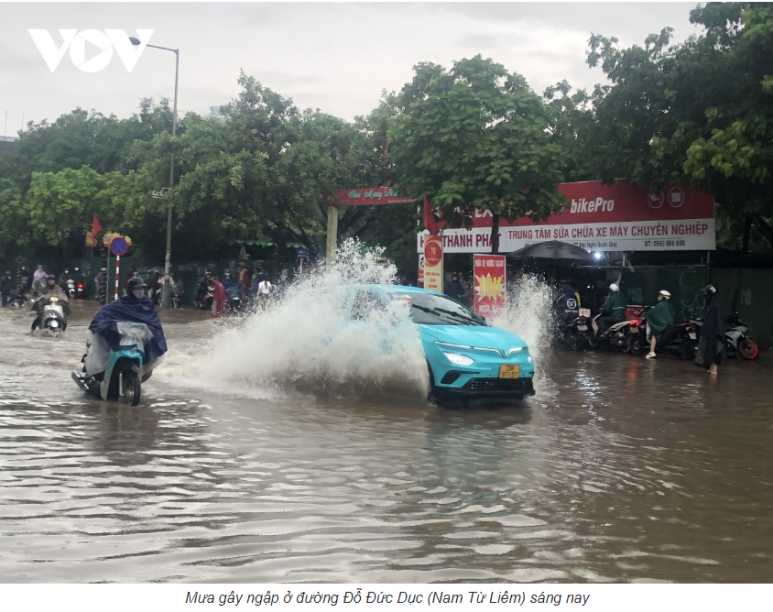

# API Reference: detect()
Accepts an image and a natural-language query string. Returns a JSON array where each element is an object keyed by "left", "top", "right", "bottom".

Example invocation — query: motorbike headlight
[{"left": 443, "top": 352, "right": 474, "bottom": 366}]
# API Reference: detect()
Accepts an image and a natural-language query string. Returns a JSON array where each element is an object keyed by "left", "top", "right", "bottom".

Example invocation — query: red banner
[
  {"left": 473, "top": 255, "right": 506, "bottom": 320},
  {"left": 330, "top": 188, "right": 416, "bottom": 206},
  {"left": 419, "top": 179, "right": 715, "bottom": 253},
  {"left": 423, "top": 236, "right": 443, "bottom": 293}
]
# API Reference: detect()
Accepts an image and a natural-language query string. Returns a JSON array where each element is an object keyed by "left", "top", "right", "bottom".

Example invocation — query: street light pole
[{"left": 130, "top": 37, "right": 178, "bottom": 307}]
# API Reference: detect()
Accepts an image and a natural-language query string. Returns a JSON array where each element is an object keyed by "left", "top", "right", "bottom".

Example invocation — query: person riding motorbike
[
  {"left": 86, "top": 276, "right": 168, "bottom": 383},
  {"left": 695, "top": 284, "right": 725, "bottom": 375},
  {"left": 644, "top": 290, "right": 675, "bottom": 359},
  {"left": 1, "top": 270, "right": 20, "bottom": 307},
  {"left": 58, "top": 268, "right": 72, "bottom": 292},
  {"left": 71, "top": 267, "right": 85, "bottom": 297},
  {"left": 30, "top": 275, "right": 70, "bottom": 332},
  {"left": 19, "top": 266, "right": 32, "bottom": 293},
  {"left": 597, "top": 283, "right": 626, "bottom": 335},
  {"left": 196, "top": 271, "right": 213, "bottom": 307}
]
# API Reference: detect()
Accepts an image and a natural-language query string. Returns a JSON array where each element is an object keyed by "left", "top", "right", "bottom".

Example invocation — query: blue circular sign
[{"left": 110, "top": 237, "right": 128, "bottom": 256}]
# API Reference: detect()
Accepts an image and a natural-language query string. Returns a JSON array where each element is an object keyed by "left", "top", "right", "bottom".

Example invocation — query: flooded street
[{"left": 1, "top": 301, "right": 772, "bottom": 583}]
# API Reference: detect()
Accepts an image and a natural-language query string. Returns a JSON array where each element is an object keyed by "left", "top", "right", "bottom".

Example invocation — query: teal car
[{"left": 340, "top": 284, "right": 536, "bottom": 400}]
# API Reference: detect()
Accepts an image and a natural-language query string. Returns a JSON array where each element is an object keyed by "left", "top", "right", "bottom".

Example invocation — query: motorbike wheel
[
  {"left": 628, "top": 335, "right": 647, "bottom": 357},
  {"left": 678, "top": 338, "right": 697, "bottom": 361},
  {"left": 570, "top": 333, "right": 584, "bottom": 351},
  {"left": 120, "top": 369, "right": 141, "bottom": 406},
  {"left": 587, "top": 334, "right": 600, "bottom": 350},
  {"left": 739, "top": 338, "right": 759, "bottom": 360}
]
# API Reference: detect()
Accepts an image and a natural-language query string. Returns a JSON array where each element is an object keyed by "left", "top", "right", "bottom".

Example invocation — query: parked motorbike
[
  {"left": 588, "top": 305, "right": 648, "bottom": 354},
  {"left": 560, "top": 308, "right": 593, "bottom": 350},
  {"left": 71, "top": 322, "right": 156, "bottom": 406},
  {"left": 41, "top": 296, "right": 67, "bottom": 335},
  {"left": 634, "top": 318, "right": 699, "bottom": 360},
  {"left": 693, "top": 312, "right": 759, "bottom": 361}
]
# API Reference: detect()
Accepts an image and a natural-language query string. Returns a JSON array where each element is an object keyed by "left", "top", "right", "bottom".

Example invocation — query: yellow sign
[{"left": 101, "top": 232, "right": 132, "bottom": 247}]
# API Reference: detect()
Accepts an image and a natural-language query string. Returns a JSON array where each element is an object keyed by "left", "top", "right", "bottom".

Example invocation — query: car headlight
[
  {"left": 443, "top": 352, "right": 474, "bottom": 366},
  {"left": 527, "top": 355, "right": 533, "bottom": 364}
]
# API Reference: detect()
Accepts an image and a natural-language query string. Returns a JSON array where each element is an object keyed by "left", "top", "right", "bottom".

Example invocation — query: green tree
[{"left": 389, "top": 55, "right": 567, "bottom": 253}]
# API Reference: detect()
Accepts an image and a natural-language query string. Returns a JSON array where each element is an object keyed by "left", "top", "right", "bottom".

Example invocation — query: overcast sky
[{"left": 1, "top": 2, "right": 703, "bottom": 135}]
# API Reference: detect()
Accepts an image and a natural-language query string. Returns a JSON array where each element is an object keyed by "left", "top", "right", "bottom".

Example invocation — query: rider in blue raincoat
[{"left": 88, "top": 277, "right": 168, "bottom": 373}]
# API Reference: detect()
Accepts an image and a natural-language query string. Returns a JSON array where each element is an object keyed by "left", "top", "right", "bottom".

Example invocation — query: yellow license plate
[{"left": 499, "top": 365, "right": 520, "bottom": 378}]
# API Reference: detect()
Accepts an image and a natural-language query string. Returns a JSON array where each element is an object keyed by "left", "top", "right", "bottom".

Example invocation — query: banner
[
  {"left": 423, "top": 236, "right": 443, "bottom": 293},
  {"left": 418, "top": 179, "right": 715, "bottom": 253},
  {"left": 330, "top": 188, "right": 416, "bottom": 206},
  {"left": 473, "top": 254, "right": 506, "bottom": 320}
]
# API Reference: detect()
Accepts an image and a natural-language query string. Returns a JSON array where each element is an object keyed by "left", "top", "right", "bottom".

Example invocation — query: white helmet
[
  {"left": 609, "top": 283, "right": 619, "bottom": 292},
  {"left": 659, "top": 290, "right": 671, "bottom": 298}
]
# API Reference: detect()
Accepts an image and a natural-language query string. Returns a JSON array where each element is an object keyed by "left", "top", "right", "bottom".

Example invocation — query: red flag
[
  {"left": 382, "top": 140, "right": 389, "bottom": 166},
  {"left": 423, "top": 194, "right": 440, "bottom": 235},
  {"left": 91, "top": 215, "right": 103, "bottom": 236}
]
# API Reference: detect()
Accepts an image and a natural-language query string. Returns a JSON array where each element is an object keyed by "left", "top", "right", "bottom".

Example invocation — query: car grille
[{"left": 463, "top": 378, "right": 534, "bottom": 393}]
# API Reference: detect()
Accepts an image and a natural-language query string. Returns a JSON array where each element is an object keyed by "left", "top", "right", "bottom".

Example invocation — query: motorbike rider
[
  {"left": 30, "top": 274, "right": 70, "bottom": 332},
  {"left": 555, "top": 280, "right": 582, "bottom": 331},
  {"left": 444, "top": 272, "right": 465, "bottom": 301},
  {"left": 58, "top": 268, "right": 72, "bottom": 292},
  {"left": 1, "top": 270, "right": 20, "bottom": 307},
  {"left": 19, "top": 266, "right": 32, "bottom": 293},
  {"left": 87, "top": 276, "right": 168, "bottom": 382},
  {"left": 72, "top": 267, "right": 84, "bottom": 289},
  {"left": 598, "top": 283, "right": 626, "bottom": 334},
  {"left": 695, "top": 284, "right": 725, "bottom": 375},
  {"left": 644, "top": 289, "right": 675, "bottom": 359},
  {"left": 196, "top": 271, "right": 213, "bottom": 307}
]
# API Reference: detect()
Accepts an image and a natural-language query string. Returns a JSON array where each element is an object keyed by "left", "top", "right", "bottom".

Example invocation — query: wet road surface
[{"left": 1, "top": 301, "right": 771, "bottom": 583}]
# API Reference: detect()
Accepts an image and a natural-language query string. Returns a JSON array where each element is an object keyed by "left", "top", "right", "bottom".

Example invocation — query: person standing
[
  {"left": 444, "top": 272, "right": 465, "bottom": 301},
  {"left": 18, "top": 266, "right": 32, "bottom": 293},
  {"left": 237, "top": 262, "right": 251, "bottom": 293},
  {"left": 645, "top": 290, "right": 675, "bottom": 359},
  {"left": 695, "top": 284, "right": 725, "bottom": 375}
]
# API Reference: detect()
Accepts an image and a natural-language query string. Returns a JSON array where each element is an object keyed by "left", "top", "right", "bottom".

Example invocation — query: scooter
[
  {"left": 561, "top": 308, "right": 593, "bottom": 350},
  {"left": 41, "top": 297, "right": 67, "bottom": 335},
  {"left": 226, "top": 286, "right": 243, "bottom": 314},
  {"left": 635, "top": 318, "right": 699, "bottom": 360},
  {"left": 75, "top": 282, "right": 85, "bottom": 299},
  {"left": 197, "top": 284, "right": 215, "bottom": 310},
  {"left": 71, "top": 322, "right": 154, "bottom": 406},
  {"left": 693, "top": 312, "right": 759, "bottom": 361},
  {"left": 66, "top": 279, "right": 76, "bottom": 300}
]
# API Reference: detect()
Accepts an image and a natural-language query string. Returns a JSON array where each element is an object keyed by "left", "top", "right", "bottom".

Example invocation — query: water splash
[{"left": 162, "top": 239, "right": 429, "bottom": 399}]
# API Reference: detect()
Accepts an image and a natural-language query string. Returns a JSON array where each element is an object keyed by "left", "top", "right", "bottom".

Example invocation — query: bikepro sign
[{"left": 418, "top": 179, "right": 716, "bottom": 254}]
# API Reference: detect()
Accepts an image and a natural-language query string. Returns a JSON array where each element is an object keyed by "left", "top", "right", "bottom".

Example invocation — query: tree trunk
[
  {"left": 753, "top": 215, "right": 773, "bottom": 250},
  {"left": 742, "top": 217, "right": 752, "bottom": 252},
  {"left": 491, "top": 213, "right": 500, "bottom": 254}
]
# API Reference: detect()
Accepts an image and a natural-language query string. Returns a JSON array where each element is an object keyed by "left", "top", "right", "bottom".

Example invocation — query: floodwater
[{"left": 1, "top": 299, "right": 772, "bottom": 584}]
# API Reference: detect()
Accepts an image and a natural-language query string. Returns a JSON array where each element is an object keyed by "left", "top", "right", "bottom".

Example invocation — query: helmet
[
  {"left": 127, "top": 276, "right": 148, "bottom": 292},
  {"left": 609, "top": 283, "right": 619, "bottom": 292},
  {"left": 704, "top": 284, "right": 717, "bottom": 296},
  {"left": 74, "top": 267, "right": 79, "bottom": 272},
  {"left": 205, "top": 270, "right": 212, "bottom": 276},
  {"left": 659, "top": 290, "right": 671, "bottom": 298},
  {"left": 46, "top": 274, "right": 55, "bottom": 281},
  {"left": 224, "top": 272, "right": 231, "bottom": 278}
]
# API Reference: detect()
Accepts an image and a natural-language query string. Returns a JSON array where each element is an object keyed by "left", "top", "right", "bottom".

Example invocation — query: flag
[
  {"left": 423, "top": 194, "right": 440, "bottom": 235},
  {"left": 91, "top": 215, "right": 103, "bottom": 236},
  {"left": 382, "top": 140, "right": 389, "bottom": 166}
]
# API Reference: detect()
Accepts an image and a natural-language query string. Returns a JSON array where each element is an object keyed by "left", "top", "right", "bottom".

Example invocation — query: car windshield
[{"left": 391, "top": 291, "right": 486, "bottom": 326}]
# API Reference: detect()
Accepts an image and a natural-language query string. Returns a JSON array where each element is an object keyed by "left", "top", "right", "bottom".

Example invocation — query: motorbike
[
  {"left": 559, "top": 308, "right": 593, "bottom": 350},
  {"left": 66, "top": 279, "right": 76, "bottom": 300},
  {"left": 41, "top": 296, "right": 67, "bottom": 335},
  {"left": 7, "top": 290, "right": 31, "bottom": 308},
  {"left": 632, "top": 317, "right": 699, "bottom": 360},
  {"left": 693, "top": 312, "right": 759, "bottom": 361},
  {"left": 71, "top": 322, "right": 156, "bottom": 406},
  {"left": 589, "top": 305, "right": 649, "bottom": 355},
  {"left": 197, "top": 283, "right": 215, "bottom": 310},
  {"left": 226, "top": 286, "right": 243, "bottom": 314},
  {"left": 74, "top": 281, "right": 85, "bottom": 299}
]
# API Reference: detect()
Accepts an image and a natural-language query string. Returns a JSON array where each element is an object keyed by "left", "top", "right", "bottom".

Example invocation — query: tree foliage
[{"left": 389, "top": 55, "right": 567, "bottom": 253}]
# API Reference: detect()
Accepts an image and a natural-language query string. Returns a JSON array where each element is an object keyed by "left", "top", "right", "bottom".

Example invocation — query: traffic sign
[
  {"left": 296, "top": 248, "right": 308, "bottom": 260},
  {"left": 110, "top": 237, "right": 128, "bottom": 257}
]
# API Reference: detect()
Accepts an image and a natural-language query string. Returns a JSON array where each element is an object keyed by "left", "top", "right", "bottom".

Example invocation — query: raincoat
[
  {"left": 32, "top": 285, "right": 71, "bottom": 316},
  {"left": 645, "top": 299, "right": 675, "bottom": 341},
  {"left": 695, "top": 296, "right": 725, "bottom": 369},
  {"left": 211, "top": 280, "right": 227, "bottom": 317},
  {"left": 89, "top": 292, "right": 167, "bottom": 364}
]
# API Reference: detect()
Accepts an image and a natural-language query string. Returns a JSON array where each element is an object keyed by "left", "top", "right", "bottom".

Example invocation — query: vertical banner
[
  {"left": 423, "top": 236, "right": 443, "bottom": 293},
  {"left": 473, "top": 254, "right": 506, "bottom": 320}
]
